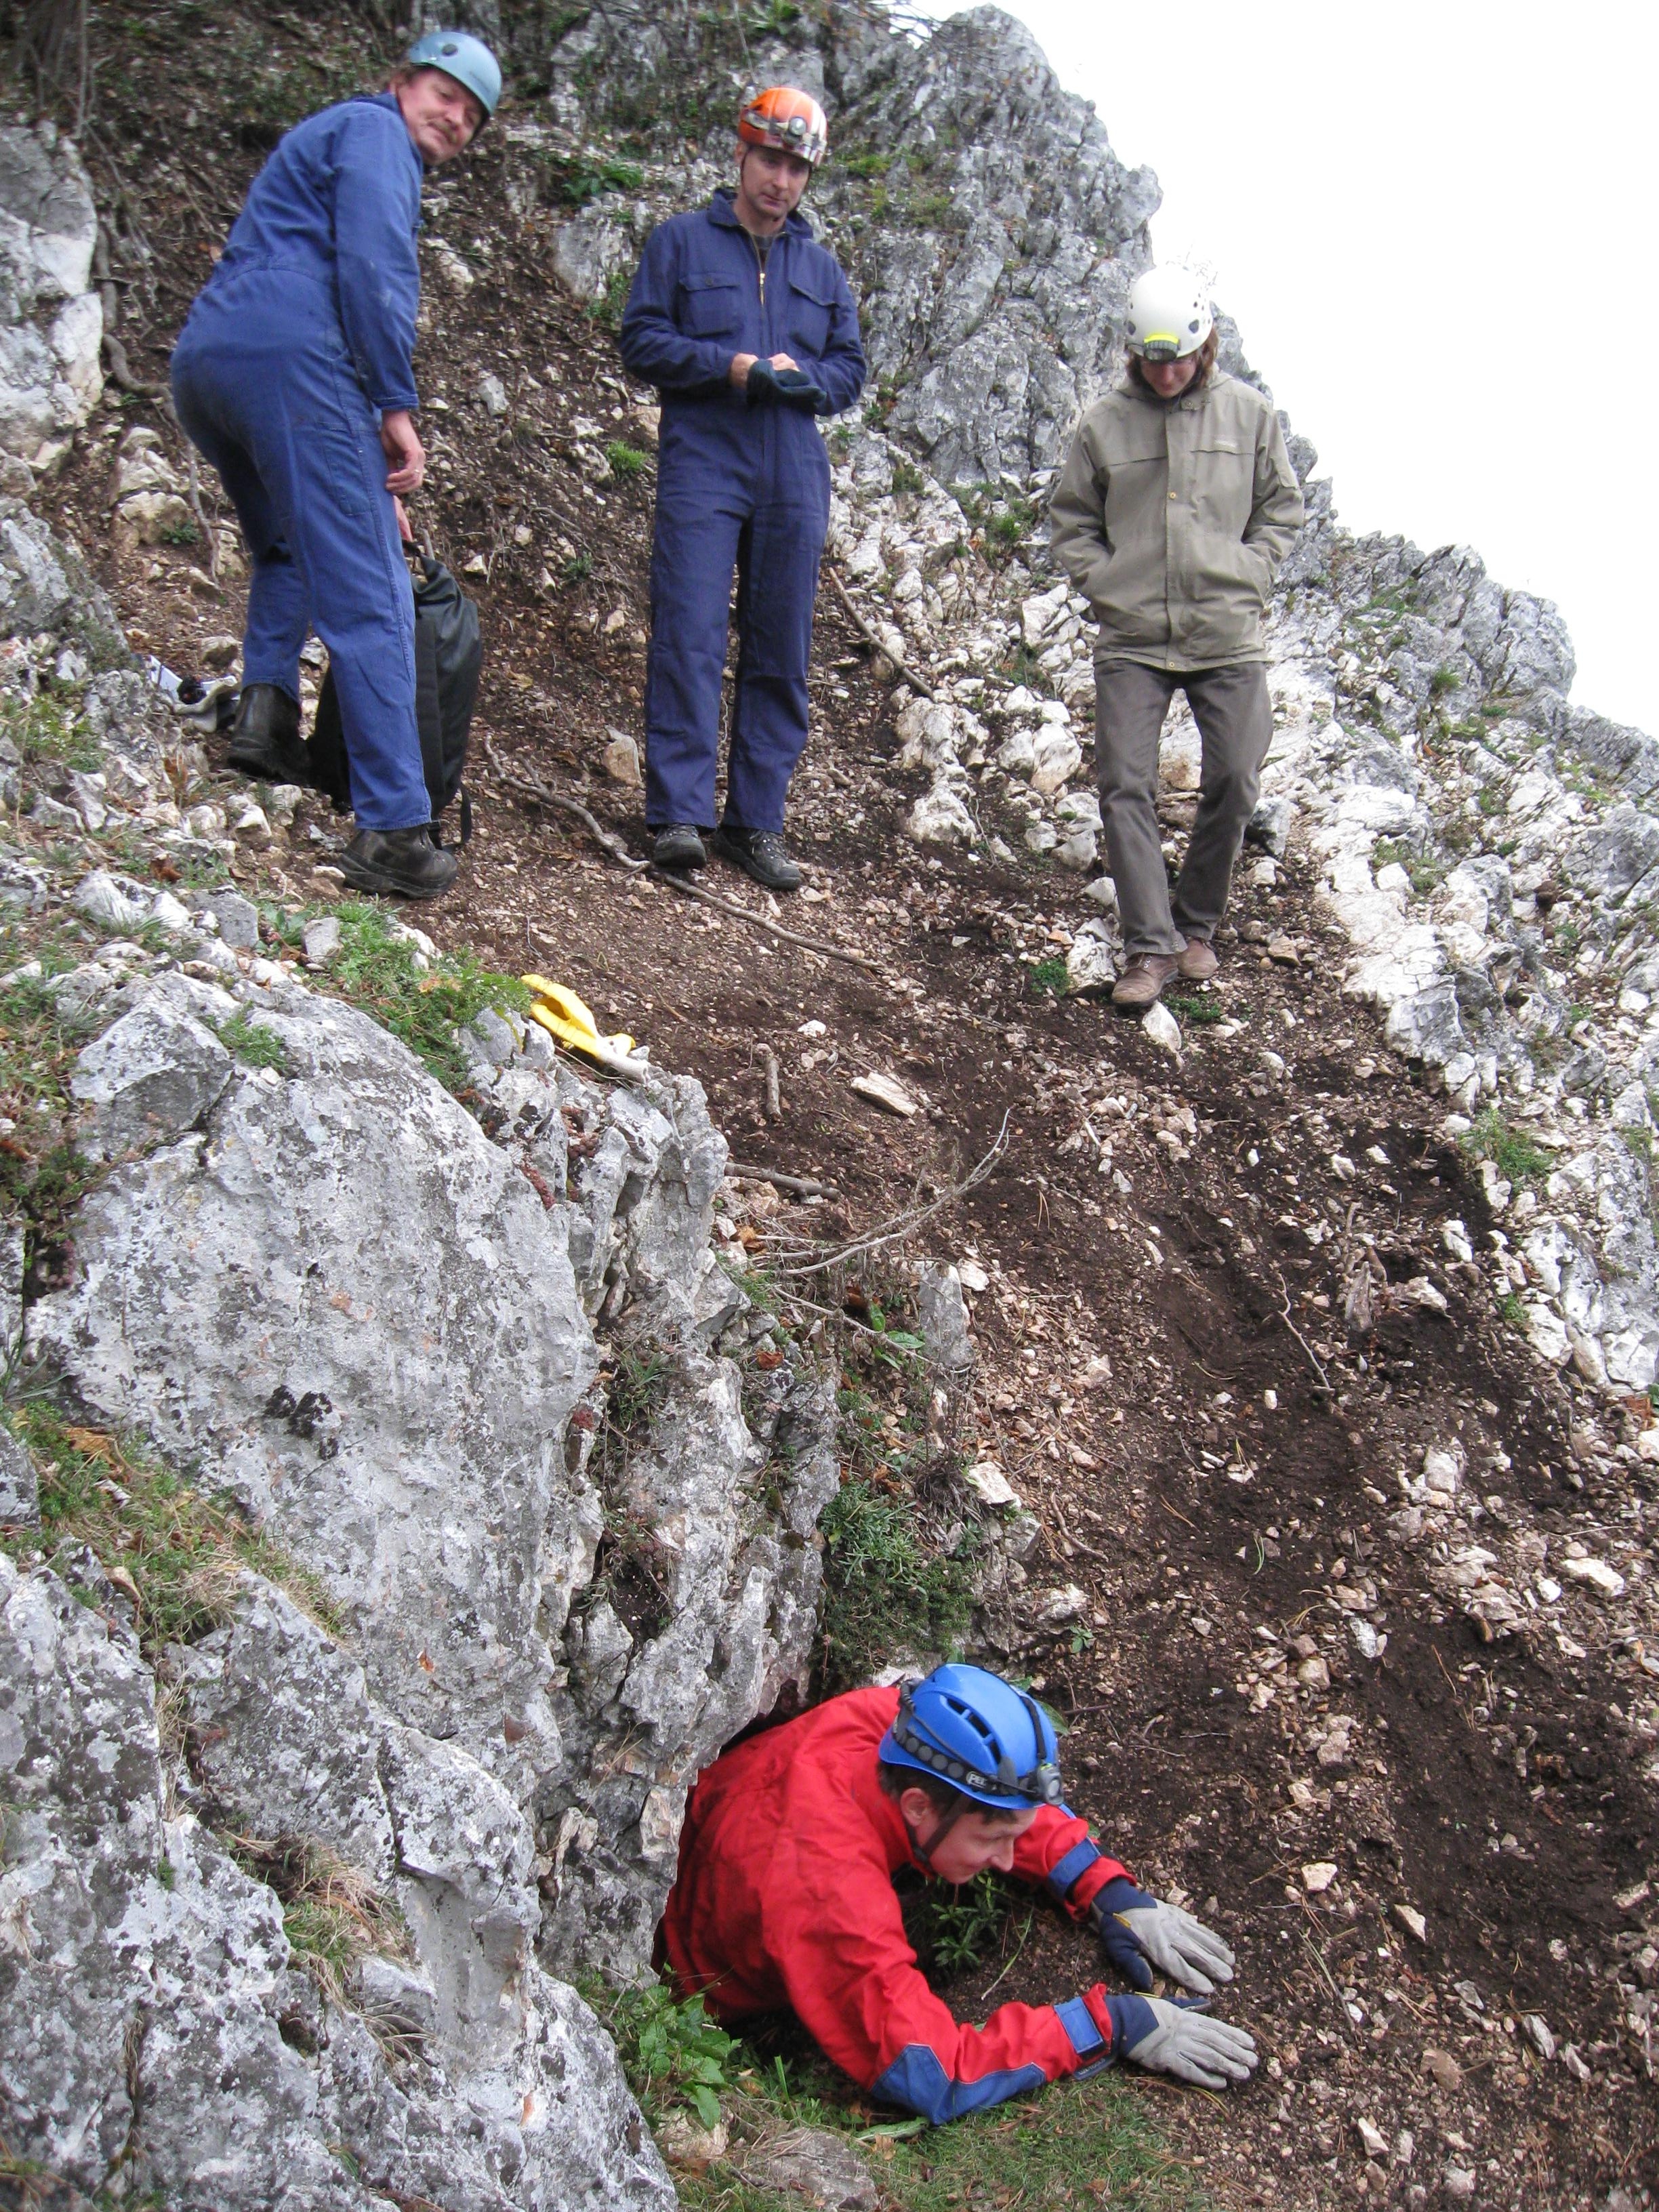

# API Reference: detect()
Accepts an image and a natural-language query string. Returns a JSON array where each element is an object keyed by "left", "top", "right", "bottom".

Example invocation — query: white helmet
[{"left": 1124, "top": 267, "right": 1214, "bottom": 361}]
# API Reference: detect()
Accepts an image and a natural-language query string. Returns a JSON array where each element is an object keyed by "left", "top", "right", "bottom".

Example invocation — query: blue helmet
[
  {"left": 407, "top": 28, "right": 502, "bottom": 119},
  {"left": 879, "top": 1664, "right": 1063, "bottom": 1811}
]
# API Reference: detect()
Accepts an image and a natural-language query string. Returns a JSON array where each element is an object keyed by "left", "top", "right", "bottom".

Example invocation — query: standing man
[
  {"left": 1050, "top": 268, "right": 1305, "bottom": 1008},
  {"left": 620, "top": 87, "right": 866, "bottom": 892},
  {"left": 171, "top": 30, "right": 500, "bottom": 901},
  {"left": 662, "top": 1664, "right": 1257, "bottom": 2121}
]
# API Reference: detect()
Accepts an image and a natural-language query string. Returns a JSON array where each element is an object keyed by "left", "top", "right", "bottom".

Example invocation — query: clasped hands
[{"left": 730, "top": 352, "right": 827, "bottom": 413}]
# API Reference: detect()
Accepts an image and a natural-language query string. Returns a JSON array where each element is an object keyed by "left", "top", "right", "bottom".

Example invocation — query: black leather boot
[
  {"left": 337, "top": 825, "right": 458, "bottom": 900},
  {"left": 226, "top": 684, "right": 309, "bottom": 784}
]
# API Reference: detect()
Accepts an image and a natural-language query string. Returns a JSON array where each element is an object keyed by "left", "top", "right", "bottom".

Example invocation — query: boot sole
[{"left": 335, "top": 855, "right": 457, "bottom": 901}]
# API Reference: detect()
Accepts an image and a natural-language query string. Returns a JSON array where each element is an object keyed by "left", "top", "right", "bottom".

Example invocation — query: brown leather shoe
[
  {"left": 1111, "top": 953, "right": 1181, "bottom": 1010},
  {"left": 1178, "top": 937, "right": 1218, "bottom": 982}
]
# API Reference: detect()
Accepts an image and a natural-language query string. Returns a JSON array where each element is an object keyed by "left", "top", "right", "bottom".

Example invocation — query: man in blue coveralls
[
  {"left": 171, "top": 30, "right": 499, "bottom": 901},
  {"left": 620, "top": 87, "right": 866, "bottom": 892}
]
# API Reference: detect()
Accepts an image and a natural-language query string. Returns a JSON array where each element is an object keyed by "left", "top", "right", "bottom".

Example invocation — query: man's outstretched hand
[
  {"left": 1084, "top": 1988, "right": 1258, "bottom": 2090},
  {"left": 1091, "top": 1877, "right": 1235, "bottom": 1994}
]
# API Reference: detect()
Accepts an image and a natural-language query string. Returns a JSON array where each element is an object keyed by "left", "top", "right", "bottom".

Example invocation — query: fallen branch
[
  {"left": 485, "top": 743, "right": 882, "bottom": 973},
  {"left": 727, "top": 1164, "right": 838, "bottom": 1197},
  {"left": 769, "top": 1113, "right": 1011, "bottom": 1278},
  {"left": 1273, "top": 1267, "right": 1332, "bottom": 1393},
  {"left": 828, "top": 569, "right": 936, "bottom": 701},
  {"left": 760, "top": 1044, "right": 781, "bottom": 1122}
]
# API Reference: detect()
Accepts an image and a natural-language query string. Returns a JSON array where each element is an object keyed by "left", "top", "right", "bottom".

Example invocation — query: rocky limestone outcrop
[
  {"left": 1, "top": 870, "right": 836, "bottom": 2200},
  {"left": 1, "top": 1550, "right": 672, "bottom": 2211},
  {"left": 0, "top": 121, "right": 102, "bottom": 474}
]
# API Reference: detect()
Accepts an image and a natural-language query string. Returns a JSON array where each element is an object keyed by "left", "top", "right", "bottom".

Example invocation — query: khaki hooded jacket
[{"left": 1049, "top": 371, "right": 1305, "bottom": 672}]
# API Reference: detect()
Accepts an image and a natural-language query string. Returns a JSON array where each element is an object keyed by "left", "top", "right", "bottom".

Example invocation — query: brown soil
[{"left": 43, "top": 12, "right": 1659, "bottom": 2206}]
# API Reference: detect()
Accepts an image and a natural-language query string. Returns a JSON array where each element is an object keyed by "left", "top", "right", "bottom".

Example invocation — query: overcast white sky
[{"left": 916, "top": 0, "right": 1657, "bottom": 735}]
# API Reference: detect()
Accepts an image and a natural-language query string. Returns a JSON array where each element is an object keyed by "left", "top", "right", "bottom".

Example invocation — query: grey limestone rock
[
  {"left": 0, "top": 1419, "right": 35, "bottom": 1524},
  {"left": 0, "top": 123, "right": 103, "bottom": 464},
  {"left": 0, "top": 1553, "right": 670, "bottom": 2212},
  {"left": 916, "top": 1259, "right": 975, "bottom": 1374},
  {"left": 30, "top": 973, "right": 837, "bottom": 2007}
]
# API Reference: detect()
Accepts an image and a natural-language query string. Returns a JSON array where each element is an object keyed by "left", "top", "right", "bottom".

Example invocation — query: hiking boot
[
  {"left": 226, "top": 683, "right": 309, "bottom": 785},
  {"left": 1111, "top": 952, "right": 1181, "bottom": 1011},
  {"left": 1177, "top": 936, "right": 1218, "bottom": 982},
  {"left": 712, "top": 823, "right": 803, "bottom": 893},
  {"left": 653, "top": 823, "right": 707, "bottom": 871},
  {"left": 337, "top": 825, "right": 457, "bottom": 901}
]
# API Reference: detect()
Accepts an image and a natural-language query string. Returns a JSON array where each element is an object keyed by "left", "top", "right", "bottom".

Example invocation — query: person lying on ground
[
  {"left": 1050, "top": 268, "right": 1305, "bottom": 1011},
  {"left": 660, "top": 1662, "right": 1257, "bottom": 2123},
  {"left": 171, "top": 29, "right": 500, "bottom": 902},
  {"left": 619, "top": 85, "right": 866, "bottom": 894}
]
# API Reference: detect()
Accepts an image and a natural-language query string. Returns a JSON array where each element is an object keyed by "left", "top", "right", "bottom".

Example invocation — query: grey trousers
[{"left": 1094, "top": 659, "right": 1273, "bottom": 958}]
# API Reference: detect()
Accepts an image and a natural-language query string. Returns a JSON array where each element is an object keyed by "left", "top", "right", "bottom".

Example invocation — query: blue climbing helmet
[
  {"left": 880, "top": 1663, "right": 1063, "bottom": 1811},
  {"left": 407, "top": 28, "right": 502, "bottom": 119}
]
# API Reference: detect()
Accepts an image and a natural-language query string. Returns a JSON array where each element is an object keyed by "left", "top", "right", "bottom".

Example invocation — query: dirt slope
[{"left": 41, "top": 9, "right": 1659, "bottom": 2207}]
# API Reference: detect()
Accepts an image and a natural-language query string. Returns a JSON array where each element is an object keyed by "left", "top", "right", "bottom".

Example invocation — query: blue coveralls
[
  {"left": 171, "top": 94, "right": 431, "bottom": 832},
  {"left": 619, "top": 192, "right": 866, "bottom": 834}
]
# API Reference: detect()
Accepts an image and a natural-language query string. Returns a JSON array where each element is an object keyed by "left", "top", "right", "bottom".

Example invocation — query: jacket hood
[{"left": 710, "top": 185, "right": 815, "bottom": 239}]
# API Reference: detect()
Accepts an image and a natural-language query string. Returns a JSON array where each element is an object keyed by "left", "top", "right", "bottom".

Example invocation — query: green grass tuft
[
  {"left": 1462, "top": 1107, "right": 1551, "bottom": 1188},
  {"left": 816, "top": 1475, "right": 974, "bottom": 1692},
  {"left": 321, "top": 902, "right": 530, "bottom": 1092},
  {"left": 606, "top": 440, "right": 649, "bottom": 480},
  {"left": 215, "top": 1009, "right": 289, "bottom": 1073},
  {"left": 1028, "top": 957, "right": 1069, "bottom": 998}
]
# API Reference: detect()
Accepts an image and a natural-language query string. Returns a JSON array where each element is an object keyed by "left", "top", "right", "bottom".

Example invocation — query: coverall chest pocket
[
  {"left": 784, "top": 274, "right": 835, "bottom": 359},
  {"left": 1192, "top": 437, "right": 1253, "bottom": 537},
  {"left": 679, "top": 274, "right": 742, "bottom": 337}
]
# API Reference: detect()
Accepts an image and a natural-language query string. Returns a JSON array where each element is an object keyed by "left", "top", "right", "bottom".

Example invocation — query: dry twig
[
  {"left": 769, "top": 1113, "right": 1012, "bottom": 1278},
  {"left": 828, "top": 569, "right": 936, "bottom": 700}
]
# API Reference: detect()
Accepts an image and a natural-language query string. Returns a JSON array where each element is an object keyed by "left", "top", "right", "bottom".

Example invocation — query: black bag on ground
[{"left": 306, "top": 553, "right": 481, "bottom": 844}]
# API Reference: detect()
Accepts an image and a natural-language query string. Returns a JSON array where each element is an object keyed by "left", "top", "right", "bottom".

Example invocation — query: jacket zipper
[{"left": 750, "top": 232, "right": 767, "bottom": 337}]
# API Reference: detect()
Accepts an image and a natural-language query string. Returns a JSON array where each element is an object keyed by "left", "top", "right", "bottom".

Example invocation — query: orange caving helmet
[{"left": 738, "top": 85, "right": 829, "bottom": 169}]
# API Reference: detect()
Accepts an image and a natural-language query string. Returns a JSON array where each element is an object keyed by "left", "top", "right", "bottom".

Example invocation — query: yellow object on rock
[{"left": 520, "top": 974, "right": 640, "bottom": 1066}]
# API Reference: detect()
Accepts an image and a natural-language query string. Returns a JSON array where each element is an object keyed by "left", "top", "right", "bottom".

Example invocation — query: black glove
[
  {"left": 772, "top": 367, "right": 829, "bottom": 414},
  {"left": 745, "top": 359, "right": 781, "bottom": 407}
]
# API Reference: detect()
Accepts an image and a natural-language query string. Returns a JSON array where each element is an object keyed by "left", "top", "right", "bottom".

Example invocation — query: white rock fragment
[
  {"left": 851, "top": 1071, "right": 918, "bottom": 1118},
  {"left": 1300, "top": 1861, "right": 1338, "bottom": 1893},
  {"left": 963, "top": 1460, "right": 1020, "bottom": 1507},
  {"left": 1355, "top": 2118, "right": 1388, "bottom": 2161},
  {"left": 1522, "top": 2013, "right": 1555, "bottom": 2062},
  {"left": 1141, "top": 1002, "right": 1182, "bottom": 1057},
  {"left": 1393, "top": 1903, "right": 1428, "bottom": 1943},
  {"left": 1558, "top": 1555, "right": 1626, "bottom": 1598}
]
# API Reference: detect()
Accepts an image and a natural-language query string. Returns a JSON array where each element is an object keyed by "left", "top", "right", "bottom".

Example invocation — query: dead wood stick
[
  {"left": 760, "top": 1044, "right": 782, "bottom": 1122},
  {"left": 727, "top": 1164, "right": 838, "bottom": 1197},
  {"left": 769, "top": 1112, "right": 1012, "bottom": 1278},
  {"left": 485, "top": 744, "right": 883, "bottom": 973},
  {"left": 1273, "top": 1266, "right": 1332, "bottom": 1393},
  {"left": 828, "top": 569, "right": 936, "bottom": 701}
]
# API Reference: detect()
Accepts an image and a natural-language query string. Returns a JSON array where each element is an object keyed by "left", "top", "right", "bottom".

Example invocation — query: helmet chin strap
[{"left": 909, "top": 1797, "right": 969, "bottom": 1874}]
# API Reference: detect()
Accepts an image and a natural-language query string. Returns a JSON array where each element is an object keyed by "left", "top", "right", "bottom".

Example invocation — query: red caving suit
[{"left": 660, "top": 1685, "right": 1135, "bottom": 2123}]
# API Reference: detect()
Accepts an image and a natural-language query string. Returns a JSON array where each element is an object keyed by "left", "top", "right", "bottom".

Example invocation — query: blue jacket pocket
[{"left": 679, "top": 273, "right": 743, "bottom": 337}]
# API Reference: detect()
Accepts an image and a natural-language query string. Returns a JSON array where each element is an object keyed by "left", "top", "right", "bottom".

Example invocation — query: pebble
[
  {"left": 1267, "top": 933, "right": 1299, "bottom": 964},
  {"left": 302, "top": 916, "right": 342, "bottom": 966},
  {"left": 851, "top": 1070, "right": 917, "bottom": 1117},
  {"left": 1558, "top": 1555, "right": 1626, "bottom": 1597},
  {"left": 205, "top": 890, "right": 260, "bottom": 951},
  {"left": 1301, "top": 1860, "right": 1338, "bottom": 1893},
  {"left": 1355, "top": 2118, "right": 1388, "bottom": 2161},
  {"left": 1421, "top": 2048, "right": 1461, "bottom": 2090},
  {"left": 601, "top": 728, "right": 642, "bottom": 787},
  {"left": 1442, "top": 2164, "right": 1476, "bottom": 2201},
  {"left": 1394, "top": 1903, "right": 1428, "bottom": 1943},
  {"left": 1141, "top": 1000, "right": 1182, "bottom": 1056},
  {"left": 1522, "top": 2013, "right": 1555, "bottom": 2061}
]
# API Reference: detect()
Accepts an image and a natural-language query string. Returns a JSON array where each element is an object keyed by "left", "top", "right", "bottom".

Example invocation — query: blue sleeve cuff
[
  {"left": 1046, "top": 1839, "right": 1103, "bottom": 1905},
  {"left": 1092, "top": 1875, "right": 1154, "bottom": 1918},
  {"left": 873, "top": 2048, "right": 1048, "bottom": 2125},
  {"left": 1054, "top": 1996, "right": 1105, "bottom": 2058}
]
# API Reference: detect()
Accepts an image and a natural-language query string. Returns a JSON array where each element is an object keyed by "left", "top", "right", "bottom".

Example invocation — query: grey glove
[
  {"left": 1092, "top": 1878, "right": 1235, "bottom": 1994},
  {"left": 1117, "top": 1996, "right": 1258, "bottom": 2089}
]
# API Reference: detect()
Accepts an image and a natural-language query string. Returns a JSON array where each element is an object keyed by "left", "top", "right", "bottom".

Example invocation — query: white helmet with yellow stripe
[{"left": 1123, "top": 266, "right": 1214, "bottom": 361}]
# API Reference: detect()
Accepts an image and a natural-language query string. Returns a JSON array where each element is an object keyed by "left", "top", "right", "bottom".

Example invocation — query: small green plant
[
  {"left": 890, "top": 457, "right": 926, "bottom": 497},
  {"left": 1498, "top": 1290, "right": 1528, "bottom": 1329},
  {"left": 0, "top": 691, "right": 102, "bottom": 773},
  {"left": 1166, "top": 994, "right": 1225, "bottom": 1025},
  {"left": 160, "top": 520, "right": 201, "bottom": 548},
  {"left": 563, "top": 552, "right": 594, "bottom": 583},
  {"left": 590, "top": 266, "right": 631, "bottom": 333},
  {"left": 321, "top": 903, "right": 530, "bottom": 1092},
  {"left": 605, "top": 440, "right": 649, "bottom": 480},
  {"left": 1429, "top": 664, "right": 1460, "bottom": 697},
  {"left": 215, "top": 1010, "right": 289, "bottom": 1073},
  {"left": 543, "top": 152, "right": 645, "bottom": 207},
  {"left": 586, "top": 1979, "right": 737, "bottom": 2129},
  {"left": 1028, "top": 957, "right": 1069, "bottom": 998},
  {"left": 916, "top": 1870, "right": 1019, "bottom": 1975},
  {"left": 817, "top": 1476, "right": 974, "bottom": 1691},
  {"left": 842, "top": 151, "right": 891, "bottom": 180},
  {"left": 1463, "top": 1108, "right": 1551, "bottom": 1188}
]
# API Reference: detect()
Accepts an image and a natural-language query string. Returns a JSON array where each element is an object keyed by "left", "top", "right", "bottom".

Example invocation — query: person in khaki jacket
[{"left": 1050, "top": 268, "right": 1304, "bottom": 1009}]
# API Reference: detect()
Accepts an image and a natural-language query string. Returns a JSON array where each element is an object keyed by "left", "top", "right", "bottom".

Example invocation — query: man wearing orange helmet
[{"left": 621, "top": 87, "right": 865, "bottom": 891}]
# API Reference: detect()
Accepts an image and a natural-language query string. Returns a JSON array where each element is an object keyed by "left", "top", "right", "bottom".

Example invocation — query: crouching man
[
  {"left": 1050, "top": 268, "right": 1305, "bottom": 1010},
  {"left": 661, "top": 1664, "right": 1256, "bottom": 2121}
]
